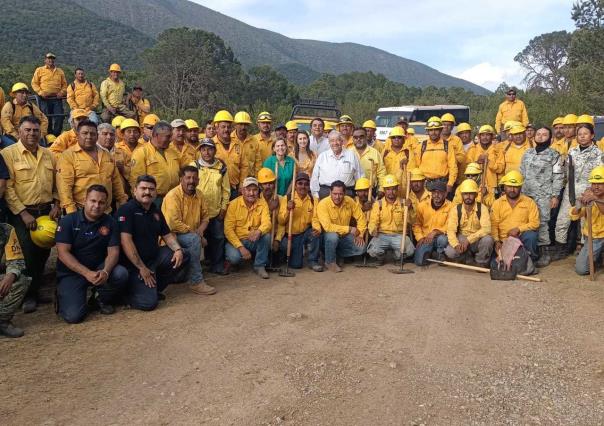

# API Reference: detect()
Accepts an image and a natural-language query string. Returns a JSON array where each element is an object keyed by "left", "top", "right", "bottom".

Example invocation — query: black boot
[
  {"left": 536, "top": 246, "right": 551, "bottom": 268},
  {"left": 549, "top": 242, "right": 568, "bottom": 261},
  {"left": 0, "top": 320, "right": 24, "bottom": 338}
]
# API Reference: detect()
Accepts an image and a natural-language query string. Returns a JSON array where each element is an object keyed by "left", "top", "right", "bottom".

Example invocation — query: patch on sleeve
[{"left": 118, "top": 216, "right": 126, "bottom": 222}]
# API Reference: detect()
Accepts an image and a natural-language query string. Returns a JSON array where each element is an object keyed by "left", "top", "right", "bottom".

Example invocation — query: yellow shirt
[
  {"left": 99, "top": 78, "right": 126, "bottom": 108},
  {"left": 442, "top": 134, "right": 467, "bottom": 184},
  {"left": 134, "top": 98, "right": 151, "bottom": 126},
  {"left": 170, "top": 141, "right": 198, "bottom": 166},
  {"left": 31, "top": 65, "right": 67, "bottom": 97},
  {"left": 496, "top": 140, "right": 532, "bottom": 174},
  {"left": 114, "top": 140, "right": 144, "bottom": 184},
  {"left": 1, "top": 100, "right": 48, "bottom": 138},
  {"left": 161, "top": 185, "right": 209, "bottom": 234},
  {"left": 368, "top": 197, "right": 407, "bottom": 235},
  {"left": 490, "top": 194, "right": 540, "bottom": 242},
  {"left": 251, "top": 133, "right": 275, "bottom": 163},
  {"left": 294, "top": 154, "right": 316, "bottom": 177},
  {"left": 1, "top": 141, "right": 57, "bottom": 213},
  {"left": 224, "top": 195, "right": 272, "bottom": 248},
  {"left": 452, "top": 185, "right": 495, "bottom": 208},
  {"left": 409, "top": 139, "right": 458, "bottom": 185},
  {"left": 446, "top": 202, "right": 491, "bottom": 247},
  {"left": 570, "top": 204, "right": 604, "bottom": 238},
  {"left": 409, "top": 189, "right": 430, "bottom": 225},
  {"left": 56, "top": 145, "right": 127, "bottom": 214},
  {"left": 412, "top": 199, "right": 452, "bottom": 241},
  {"left": 49, "top": 129, "right": 78, "bottom": 157},
  {"left": 129, "top": 143, "right": 181, "bottom": 196},
  {"left": 316, "top": 195, "right": 367, "bottom": 236},
  {"left": 465, "top": 143, "right": 500, "bottom": 190},
  {"left": 277, "top": 192, "right": 315, "bottom": 236},
  {"left": 354, "top": 145, "right": 386, "bottom": 189},
  {"left": 368, "top": 139, "right": 384, "bottom": 153},
  {"left": 66, "top": 80, "right": 99, "bottom": 112},
  {"left": 213, "top": 136, "right": 245, "bottom": 187},
  {"left": 0, "top": 88, "right": 4, "bottom": 112},
  {"left": 233, "top": 132, "right": 261, "bottom": 178},
  {"left": 190, "top": 159, "right": 230, "bottom": 219},
  {"left": 495, "top": 99, "right": 529, "bottom": 132}
]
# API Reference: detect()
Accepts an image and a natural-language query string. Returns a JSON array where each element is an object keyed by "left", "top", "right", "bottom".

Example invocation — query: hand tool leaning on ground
[
  {"left": 267, "top": 163, "right": 281, "bottom": 272},
  {"left": 426, "top": 259, "right": 542, "bottom": 282},
  {"left": 586, "top": 202, "right": 595, "bottom": 281},
  {"left": 279, "top": 163, "right": 297, "bottom": 277},
  {"left": 357, "top": 159, "right": 378, "bottom": 268},
  {"left": 480, "top": 158, "right": 488, "bottom": 197},
  {"left": 391, "top": 168, "right": 414, "bottom": 274}
]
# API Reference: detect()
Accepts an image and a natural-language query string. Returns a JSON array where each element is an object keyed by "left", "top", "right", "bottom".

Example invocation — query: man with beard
[
  {"left": 212, "top": 110, "right": 246, "bottom": 199},
  {"left": 234, "top": 111, "right": 261, "bottom": 178},
  {"left": 352, "top": 127, "right": 385, "bottom": 197},
  {"left": 253, "top": 112, "right": 276, "bottom": 162},
  {"left": 170, "top": 119, "right": 197, "bottom": 166},
  {"left": 412, "top": 181, "right": 452, "bottom": 265},
  {"left": 185, "top": 119, "right": 200, "bottom": 148},
  {"left": 337, "top": 115, "right": 355, "bottom": 148},
  {"left": 550, "top": 117, "right": 565, "bottom": 154},
  {"left": 465, "top": 125, "right": 500, "bottom": 196}
]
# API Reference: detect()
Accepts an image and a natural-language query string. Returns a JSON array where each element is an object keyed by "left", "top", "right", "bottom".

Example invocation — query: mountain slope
[{"left": 70, "top": 0, "right": 489, "bottom": 94}]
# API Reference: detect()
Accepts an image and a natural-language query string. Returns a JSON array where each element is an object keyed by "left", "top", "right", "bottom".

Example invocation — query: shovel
[
  {"left": 266, "top": 162, "right": 281, "bottom": 272},
  {"left": 357, "top": 159, "right": 378, "bottom": 268},
  {"left": 280, "top": 164, "right": 297, "bottom": 277},
  {"left": 391, "top": 169, "right": 414, "bottom": 274}
]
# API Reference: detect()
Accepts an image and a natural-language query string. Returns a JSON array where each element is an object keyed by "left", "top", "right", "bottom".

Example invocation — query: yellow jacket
[
  {"left": 224, "top": 195, "right": 272, "bottom": 248},
  {"left": 490, "top": 194, "right": 539, "bottom": 242},
  {"left": 446, "top": 202, "right": 491, "bottom": 247},
  {"left": 452, "top": 185, "right": 495, "bottom": 208},
  {"left": 170, "top": 141, "right": 198, "bottom": 166},
  {"left": 161, "top": 185, "right": 209, "bottom": 234},
  {"left": 409, "top": 189, "right": 430, "bottom": 225},
  {"left": 368, "top": 139, "right": 384, "bottom": 153},
  {"left": 114, "top": 140, "right": 144, "bottom": 184},
  {"left": 251, "top": 132, "right": 275, "bottom": 164},
  {"left": 213, "top": 136, "right": 245, "bottom": 187},
  {"left": 66, "top": 80, "right": 99, "bottom": 112},
  {"left": 368, "top": 197, "right": 407, "bottom": 235},
  {"left": 1, "top": 100, "right": 48, "bottom": 138},
  {"left": 0, "top": 88, "right": 4, "bottom": 112},
  {"left": 190, "top": 158, "right": 230, "bottom": 219},
  {"left": 99, "top": 78, "right": 125, "bottom": 108},
  {"left": 495, "top": 99, "right": 529, "bottom": 131},
  {"left": 129, "top": 143, "right": 181, "bottom": 196},
  {"left": 133, "top": 98, "right": 151, "bottom": 126},
  {"left": 49, "top": 129, "right": 77, "bottom": 157},
  {"left": 354, "top": 145, "right": 386, "bottom": 189},
  {"left": 384, "top": 135, "right": 418, "bottom": 151},
  {"left": 1, "top": 142, "right": 57, "bottom": 214},
  {"left": 316, "top": 195, "right": 367, "bottom": 236},
  {"left": 570, "top": 204, "right": 604, "bottom": 238},
  {"left": 31, "top": 65, "right": 67, "bottom": 97},
  {"left": 278, "top": 192, "right": 315, "bottom": 236},
  {"left": 495, "top": 140, "right": 533, "bottom": 175},
  {"left": 233, "top": 132, "right": 261, "bottom": 178},
  {"left": 409, "top": 138, "right": 458, "bottom": 185},
  {"left": 444, "top": 135, "right": 467, "bottom": 184},
  {"left": 412, "top": 199, "right": 452, "bottom": 240},
  {"left": 465, "top": 143, "right": 501, "bottom": 190},
  {"left": 56, "top": 145, "right": 127, "bottom": 213}
]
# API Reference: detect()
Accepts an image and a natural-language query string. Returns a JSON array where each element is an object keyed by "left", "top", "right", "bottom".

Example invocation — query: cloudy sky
[{"left": 194, "top": 0, "right": 575, "bottom": 91}]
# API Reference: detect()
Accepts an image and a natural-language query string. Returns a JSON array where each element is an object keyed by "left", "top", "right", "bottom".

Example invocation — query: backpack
[
  {"left": 457, "top": 202, "right": 481, "bottom": 228},
  {"left": 490, "top": 244, "right": 535, "bottom": 280},
  {"left": 420, "top": 139, "right": 449, "bottom": 161},
  {"left": 5, "top": 101, "right": 33, "bottom": 120}
]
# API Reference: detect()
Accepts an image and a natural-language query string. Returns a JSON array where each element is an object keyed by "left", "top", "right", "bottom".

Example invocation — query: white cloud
[{"left": 450, "top": 62, "right": 525, "bottom": 91}]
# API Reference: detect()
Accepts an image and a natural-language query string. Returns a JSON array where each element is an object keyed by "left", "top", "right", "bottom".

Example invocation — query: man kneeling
[
  {"left": 56, "top": 185, "right": 129, "bottom": 323},
  {"left": 413, "top": 181, "right": 452, "bottom": 266},
  {"left": 445, "top": 179, "right": 494, "bottom": 267}
]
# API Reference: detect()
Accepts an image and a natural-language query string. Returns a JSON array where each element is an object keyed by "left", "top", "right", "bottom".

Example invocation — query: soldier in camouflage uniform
[
  {"left": 0, "top": 222, "right": 31, "bottom": 338},
  {"left": 520, "top": 127, "right": 564, "bottom": 267},
  {"left": 554, "top": 123, "right": 604, "bottom": 258}
]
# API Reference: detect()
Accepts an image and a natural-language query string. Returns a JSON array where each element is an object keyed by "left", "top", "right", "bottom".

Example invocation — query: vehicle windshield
[{"left": 376, "top": 111, "right": 412, "bottom": 127}]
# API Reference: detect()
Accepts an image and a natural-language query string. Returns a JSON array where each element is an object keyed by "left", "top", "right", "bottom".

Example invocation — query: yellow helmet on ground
[
  {"left": 478, "top": 124, "right": 495, "bottom": 134},
  {"left": 458, "top": 179, "right": 479, "bottom": 193},
  {"left": 425, "top": 116, "right": 443, "bottom": 130},
  {"left": 503, "top": 120, "right": 521, "bottom": 131},
  {"left": 338, "top": 115, "right": 354, "bottom": 126},
  {"left": 30, "top": 216, "right": 57, "bottom": 249},
  {"left": 501, "top": 170, "right": 524, "bottom": 187},
  {"left": 213, "top": 110, "right": 233, "bottom": 123},
  {"left": 382, "top": 174, "right": 399, "bottom": 188},
  {"left": 185, "top": 119, "right": 199, "bottom": 130},
  {"left": 464, "top": 163, "right": 482, "bottom": 175},
  {"left": 109, "top": 63, "right": 122, "bottom": 73},
  {"left": 456, "top": 123, "right": 472, "bottom": 134},
  {"left": 562, "top": 114, "right": 578, "bottom": 125},
  {"left": 257, "top": 111, "right": 272, "bottom": 122},
  {"left": 552, "top": 117, "right": 564, "bottom": 127},
  {"left": 9, "top": 82, "right": 29, "bottom": 96},
  {"left": 362, "top": 120, "right": 377, "bottom": 129},
  {"left": 576, "top": 114, "right": 594, "bottom": 126},
  {"left": 508, "top": 125, "right": 526, "bottom": 135},
  {"left": 257, "top": 167, "right": 276, "bottom": 184},
  {"left": 285, "top": 121, "right": 298, "bottom": 131},
  {"left": 441, "top": 113, "right": 456, "bottom": 124},
  {"left": 143, "top": 113, "right": 160, "bottom": 127},
  {"left": 111, "top": 115, "right": 125, "bottom": 128},
  {"left": 120, "top": 118, "right": 140, "bottom": 130},
  {"left": 389, "top": 127, "right": 405, "bottom": 138},
  {"left": 409, "top": 168, "right": 425, "bottom": 181},
  {"left": 355, "top": 177, "right": 371, "bottom": 190},
  {"left": 234, "top": 111, "right": 252, "bottom": 125},
  {"left": 588, "top": 166, "right": 604, "bottom": 183}
]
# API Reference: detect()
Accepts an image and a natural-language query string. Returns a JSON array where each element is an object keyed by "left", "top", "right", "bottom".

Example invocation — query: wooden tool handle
[{"left": 426, "top": 259, "right": 542, "bottom": 282}]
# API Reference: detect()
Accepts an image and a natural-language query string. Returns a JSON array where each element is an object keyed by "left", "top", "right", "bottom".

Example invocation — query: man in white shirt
[
  {"left": 311, "top": 130, "right": 364, "bottom": 199},
  {"left": 309, "top": 118, "right": 330, "bottom": 155}
]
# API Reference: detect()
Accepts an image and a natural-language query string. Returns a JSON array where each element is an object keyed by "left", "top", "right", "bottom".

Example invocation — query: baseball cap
[
  {"left": 242, "top": 177, "right": 259, "bottom": 188},
  {"left": 295, "top": 172, "right": 310, "bottom": 182},
  {"left": 199, "top": 138, "right": 215, "bottom": 148},
  {"left": 171, "top": 119, "right": 186, "bottom": 128}
]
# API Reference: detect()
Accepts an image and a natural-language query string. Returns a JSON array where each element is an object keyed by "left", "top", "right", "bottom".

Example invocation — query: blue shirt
[{"left": 262, "top": 155, "right": 295, "bottom": 196}]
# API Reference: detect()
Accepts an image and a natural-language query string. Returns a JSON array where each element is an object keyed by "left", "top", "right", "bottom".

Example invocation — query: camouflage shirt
[
  {"left": 520, "top": 147, "right": 564, "bottom": 199},
  {"left": 0, "top": 223, "right": 25, "bottom": 279}
]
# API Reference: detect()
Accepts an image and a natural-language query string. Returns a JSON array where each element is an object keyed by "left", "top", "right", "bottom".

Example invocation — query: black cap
[
  {"left": 132, "top": 83, "right": 143, "bottom": 90},
  {"left": 430, "top": 181, "right": 447, "bottom": 193},
  {"left": 295, "top": 172, "right": 310, "bottom": 182},
  {"left": 275, "top": 123, "right": 286, "bottom": 131},
  {"left": 199, "top": 138, "right": 215, "bottom": 148}
]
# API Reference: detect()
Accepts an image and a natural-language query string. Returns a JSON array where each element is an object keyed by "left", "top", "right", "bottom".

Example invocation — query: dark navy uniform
[
  {"left": 55, "top": 211, "right": 128, "bottom": 323},
  {"left": 117, "top": 199, "right": 190, "bottom": 311}
]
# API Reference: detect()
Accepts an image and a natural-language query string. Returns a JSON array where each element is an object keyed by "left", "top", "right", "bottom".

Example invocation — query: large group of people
[{"left": 0, "top": 55, "right": 603, "bottom": 339}]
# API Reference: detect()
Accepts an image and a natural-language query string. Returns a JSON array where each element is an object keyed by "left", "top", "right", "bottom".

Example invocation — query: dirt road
[{"left": 1, "top": 258, "right": 603, "bottom": 425}]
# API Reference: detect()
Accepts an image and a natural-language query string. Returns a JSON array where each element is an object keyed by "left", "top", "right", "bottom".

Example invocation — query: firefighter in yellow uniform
[
  {"left": 408, "top": 168, "right": 431, "bottom": 226},
  {"left": 495, "top": 87, "right": 529, "bottom": 133},
  {"left": 233, "top": 111, "right": 261, "bottom": 178},
  {"left": 252, "top": 112, "right": 275, "bottom": 163},
  {"left": 455, "top": 122, "right": 474, "bottom": 184},
  {"left": 337, "top": 115, "right": 355, "bottom": 148},
  {"left": 285, "top": 121, "right": 298, "bottom": 153},
  {"left": 212, "top": 110, "right": 247, "bottom": 199},
  {"left": 185, "top": 119, "right": 200, "bottom": 148},
  {"left": 31, "top": 53, "right": 68, "bottom": 136},
  {"left": 114, "top": 118, "right": 144, "bottom": 193},
  {"left": 382, "top": 127, "right": 409, "bottom": 197},
  {"left": 550, "top": 117, "right": 565, "bottom": 154},
  {"left": 169, "top": 119, "right": 197, "bottom": 165},
  {"left": 352, "top": 127, "right": 385, "bottom": 194},
  {"left": 354, "top": 177, "right": 373, "bottom": 220},
  {"left": 49, "top": 108, "right": 89, "bottom": 157},
  {"left": 362, "top": 120, "right": 384, "bottom": 153},
  {"left": 452, "top": 163, "right": 495, "bottom": 208},
  {"left": 1, "top": 83, "right": 48, "bottom": 146},
  {"left": 465, "top": 124, "right": 502, "bottom": 194},
  {"left": 66, "top": 68, "right": 100, "bottom": 123},
  {"left": 494, "top": 125, "right": 533, "bottom": 176},
  {"left": 412, "top": 181, "right": 452, "bottom": 265},
  {"left": 440, "top": 113, "right": 466, "bottom": 184}
]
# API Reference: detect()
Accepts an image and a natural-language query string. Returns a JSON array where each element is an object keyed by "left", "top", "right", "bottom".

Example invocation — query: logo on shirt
[
  {"left": 99, "top": 226, "right": 110, "bottom": 236},
  {"left": 56, "top": 226, "right": 62, "bottom": 232},
  {"left": 118, "top": 216, "right": 126, "bottom": 222}
]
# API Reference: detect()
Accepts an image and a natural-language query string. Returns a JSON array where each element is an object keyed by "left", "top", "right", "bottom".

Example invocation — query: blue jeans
[
  {"left": 57, "top": 264, "right": 129, "bottom": 324},
  {"left": 279, "top": 227, "right": 321, "bottom": 268},
  {"left": 414, "top": 234, "right": 448, "bottom": 266},
  {"left": 177, "top": 233, "right": 204, "bottom": 284},
  {"left": 39, "top": 97, "right": 64, "bottom": 136},
  {"left": 367, "top": 233, "right": 415, "bottom": 259},
  {"left": 206, "top": 216, "right": 225, "bottom": 273},
  {"left": 225, "top": 234, "right": 271, "bottom": 267},
  {"left": 323, "top": 232, "right": 366, "bottom": 264},
  {"left": 519, "top": 230, "right": 539, "bottom": 261},
  {"left": 576, "top": 237, "right": 604, "bottom": 275},
  {"left": 126, "top": 246, "right": 191, "bottom": 311}
]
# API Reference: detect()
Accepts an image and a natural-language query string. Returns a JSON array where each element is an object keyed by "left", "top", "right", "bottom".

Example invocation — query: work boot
[
  {"left": 325, "top": 262, "right": 342, "bottom": 273},
  {"left": 190, "top": 281, "right": 217, "bottom": 295},
  {"left": 550, "top": 242, "right": 568, "bottom": 261},
  {"left": 0, "top": 321, "right": 24, "bottom": 338},
  {"left": 310, "top": 264, "right": 324, "bottom": 272},
  {"left": 373, "top": 255, "right": 385, "bottom": 266},
  {"left": 254, "top": 266, "right": 269, "bottom": 279},
  {"left": 98, "top": 301, "right": 116, "bottom": 315},
  {"left": 22, "top": 297, "right": 37, "bottom": 314},
  {"left": 536, "top": 247, "right": 551, "bottom": 268}
]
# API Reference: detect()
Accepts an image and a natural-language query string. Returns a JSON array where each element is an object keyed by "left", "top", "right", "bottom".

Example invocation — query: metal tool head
[{"left": 389, "top": 268, "right": 414, "bottom": 274}]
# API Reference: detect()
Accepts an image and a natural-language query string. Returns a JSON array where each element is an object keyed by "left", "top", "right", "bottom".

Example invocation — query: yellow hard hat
[
  {"left": 425, "top": 116, "right": 443, "bottom": 130},
  {"left": 234, "top": 111, "right": 252, "bottom": 125},
  {"left": 111, "top": 115, "right": 125, "bottom": 128},
  {"left": 589, "top": 166, "right": 604, "bottom": 183},
  {"left": 502, "top": 170, "right": 524, "bottom": 187},
  {"left": 409, "top": 168, "right": 425, "bottom": 181},
  {"left": 576, "top": 114, "right": 594, "bottom": 126},
  {"left": 508, "top": 125, "right": 526, "bottom": 135},
  {"left": 389, "top": 127, "right": 405, "bottom": 138},
  {"left": 562, "top": 114, "right": 578, "bottom": 125},
  {"left": 354, "top": 177, "right": 370, "bottom": 190},
  {"left": 464, "top": 162, "right": 482, "bottom": 175},
  {"left": 382, "top": 174, "right": 399, "bottom": 188},
  {"left": 120, "top": 118, "right": 140, "bottom": 130},
  {"left": 552, "top": 117, "right": 564, "bottom": 127},
  {"left": 456, "top": 122, "right": 472, "bottom": 134},
  {"left": 285, "top": 120, "right": 298, "bottom": 131},
  {"left": 30, "top": 216, "right": 57, "bottom": 249},
  {"left": 109, "top": 63, "right": 122, "bottom": 73},
  {"left": 46, "top": 134, "right": 56, "bottom": 144},
  {"left": 441, "top": 113, "right": 456, "bottom": 124},
  {"left": 478, "top": 124, "right": 495, "bottom": 134},
  {"left": 257, "top": 111, "right": 272, "bottom": 122},
  {"left": 143, "top": 113, "right": 160, "bottom": 127},
  {"left": 503, "top": 120, "right": 521, "bottom": 131},
  {"left": 213, "top": 110, "right": 233, "bottom": 123},
  {"left": 362, "top": 119, "right": 377, "bottom": 129},
  {"left": 324, "top": 122, "right": 334, "bottom": 131},
  {"left": 257, "top": 167, "right": 276, "bottom": 184},
  {"left": 71, "top": 108, "right": 88, "bottom": 120},
  {"left": 337, "top": 115, "right": 354, "bottom": 126},
  {"left": 9, "top": 82, "right": 29, "bottom": 96},
  {"left": 406, "top": 128, "right": 415, "bottom": 135},
  {"left": 458, "top": 179, "right": 479, "bottom": 194},
  {"left": 184, "top": 119, "right": 199, "bottom": 130}
]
